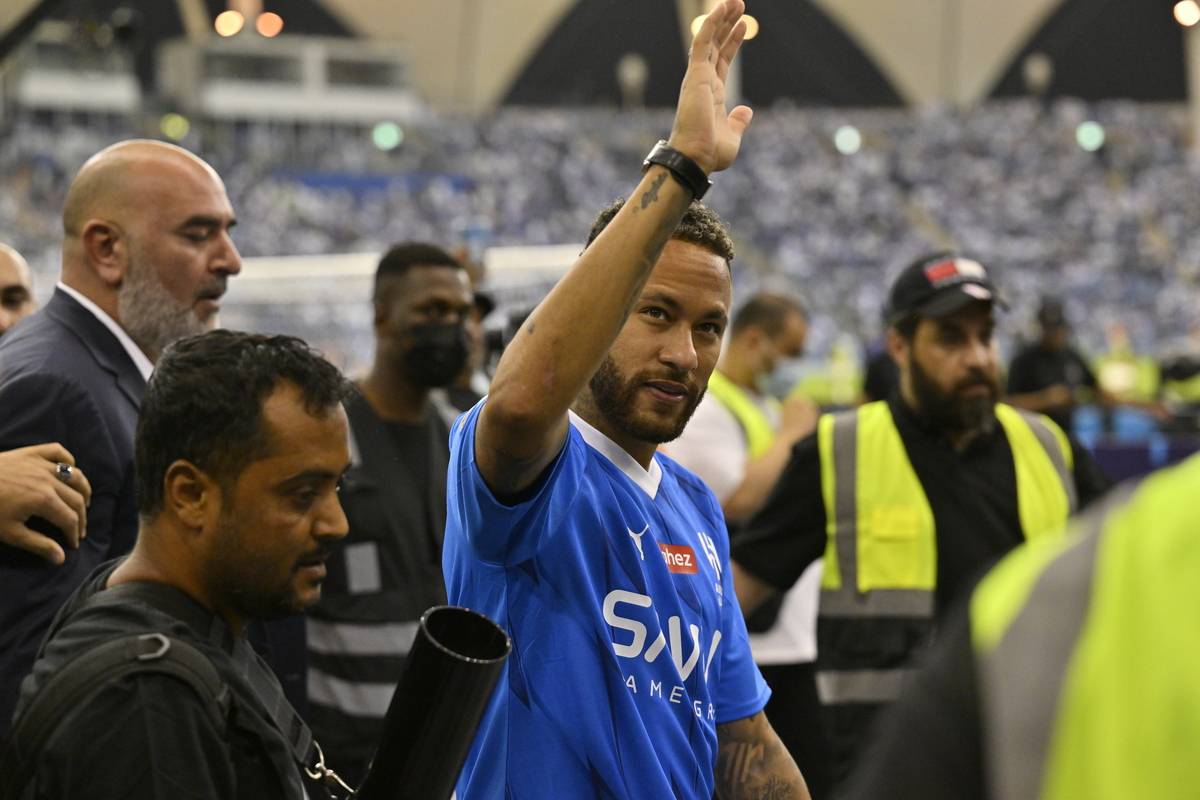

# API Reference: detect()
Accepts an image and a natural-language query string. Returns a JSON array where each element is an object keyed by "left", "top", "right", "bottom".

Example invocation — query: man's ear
[
  {"left": 162, "top": 459, "right": 218, "bottom": 532},
  {"left": 886, "top": 326, "right": 910, "bottom": 371},
  {"left": 80, "top": 219, "right": 130, "bottom": 289}
]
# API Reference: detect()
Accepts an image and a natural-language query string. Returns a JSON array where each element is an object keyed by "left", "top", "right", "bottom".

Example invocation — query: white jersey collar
[{"left": 569, "top": 410, "right": 662, "bottom": 499}]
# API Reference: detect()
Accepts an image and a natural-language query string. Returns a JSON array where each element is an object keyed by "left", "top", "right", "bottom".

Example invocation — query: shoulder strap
[{"left": 0, "top": 633, "right": 229, "bottom": 800}]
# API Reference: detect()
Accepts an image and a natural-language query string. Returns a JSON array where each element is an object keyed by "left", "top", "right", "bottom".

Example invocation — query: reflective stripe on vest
[
  {"left": 815, "top": 401, "right": 1076, "bottom": 705},
  {"left": 706, "top": 370, "right": 777, "bottom": 459},
  {"left": 973, "top": 454, "right": 1200, "bottom": 800}
]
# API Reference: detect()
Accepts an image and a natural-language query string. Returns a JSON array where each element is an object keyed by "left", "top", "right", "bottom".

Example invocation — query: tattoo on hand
[{"left": 638, "top": 171, "right": 668, "bottom": 211}]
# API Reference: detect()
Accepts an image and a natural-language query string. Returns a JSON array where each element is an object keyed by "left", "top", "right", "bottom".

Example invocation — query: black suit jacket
[{"left": 0, "top": 289, "right": 145, "bottom": 733}]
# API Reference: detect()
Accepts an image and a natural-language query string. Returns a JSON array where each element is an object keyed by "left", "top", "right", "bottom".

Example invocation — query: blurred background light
[
  {"left": 833, "top": 125, "right": 862, "bottom": 155},
  {"left": 372, "top": 121, "right": 404, "bottom": 151},
  {"left": 691, "top": 14, "right": 759, "bottom": 40},
  {"left": 1076, "top": 120, "right": 1106, "bottom": 152},
  {"left": 214, "top": 10, "right": 244, "bottom": 37},
  {"left": 1175, "top": 1, "right": 1200, "bottom": 27},
  {"left": 256, "top": 12, "right": 284, "bottom": 38},
  {"left": 159, "top": 113, "right": 190, "bottom": 141}
]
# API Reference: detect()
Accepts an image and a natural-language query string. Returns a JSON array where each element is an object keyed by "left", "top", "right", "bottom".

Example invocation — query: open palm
[{"left": 668, "top": 0, "right": 754, "bottom": 176}]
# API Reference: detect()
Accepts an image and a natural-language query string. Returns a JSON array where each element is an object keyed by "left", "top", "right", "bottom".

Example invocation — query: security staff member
[
  {"left": 305, "top": 242, "right": 472, "bottom": 786},
  {"left": 844, "top": 454, "right": 1200, "bottom": 800},
  {"left": 730, "top": 253, "right": 1111, "bottom": 787}
]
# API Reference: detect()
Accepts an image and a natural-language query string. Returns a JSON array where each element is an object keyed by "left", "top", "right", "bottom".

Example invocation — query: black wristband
[{"left": 642, "top": 140, "right": 712, "bottom": 201}]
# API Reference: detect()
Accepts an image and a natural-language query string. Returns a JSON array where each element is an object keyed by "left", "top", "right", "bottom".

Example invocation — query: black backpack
[{"left": 0, "top": 630, "right": 229, "bottom": 799}]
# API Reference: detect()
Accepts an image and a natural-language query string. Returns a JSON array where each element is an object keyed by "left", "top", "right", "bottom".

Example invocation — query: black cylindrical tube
[{"left": 355, "top": 605, "right": 510, "bottom": 800}]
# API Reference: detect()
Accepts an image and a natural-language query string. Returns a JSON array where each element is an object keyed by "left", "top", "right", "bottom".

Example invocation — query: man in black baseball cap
[
  {"left": 883, "top": 252, "right": 1009, "bottom": 441},
  {"left": 886, "top": 253, "right": 1006, "bottom": 325},
  {"left": 729, "top": 252, "right": 1110, "bottom": 790}
]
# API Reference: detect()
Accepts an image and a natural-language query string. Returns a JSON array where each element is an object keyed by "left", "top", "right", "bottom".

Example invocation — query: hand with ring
[{"left": 0, "top": 443, "right": 92, "bottom": 564}]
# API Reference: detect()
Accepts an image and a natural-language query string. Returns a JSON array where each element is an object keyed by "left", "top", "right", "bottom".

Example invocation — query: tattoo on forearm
[
  {"left": 715, "top": 715, "right": 805, "bottom": 800},
  {"left": 719, "top": 742, "right": 765, "bottom": 787},
  {"left": 757, "top": 778, "right": 797, "bottom": 800},
  {"left": 638, "top": 171, "right": 668, "bottom": 211}
]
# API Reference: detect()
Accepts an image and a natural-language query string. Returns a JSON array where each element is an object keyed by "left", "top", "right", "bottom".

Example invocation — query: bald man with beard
[{"left": 0, "top": 140, "right": 241, "bottom": 736}]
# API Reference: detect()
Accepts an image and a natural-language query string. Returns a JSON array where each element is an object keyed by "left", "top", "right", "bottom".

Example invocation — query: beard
[
  {"left": 208, "top": 502, "right": 328, "bottom": 622},
  {"left": 117, "top": 256, "right": 216, "bottom": 359},
  {"left": 588, "top": 354, "right": 706, "bottom": 445},
  {"left": 910, "top": 354, "right": 999, "bottom": 436}
]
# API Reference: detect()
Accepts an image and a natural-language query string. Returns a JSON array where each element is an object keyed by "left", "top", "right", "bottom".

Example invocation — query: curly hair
[
  {"left": 135, "top": 330, "right": 351, "bottom": 516},
  {"left": 584, "top": 198, "right": 734, "bottom": 264}
]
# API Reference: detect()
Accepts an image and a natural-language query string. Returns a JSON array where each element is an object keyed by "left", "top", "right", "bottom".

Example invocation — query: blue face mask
[{"left": 759, "top": 355, "right": 807, "bottom": 398}]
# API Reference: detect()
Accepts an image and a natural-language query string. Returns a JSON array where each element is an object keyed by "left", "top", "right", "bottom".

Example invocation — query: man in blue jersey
[{"left": 442, "top": 3, "right": 809, "bottom": 798}]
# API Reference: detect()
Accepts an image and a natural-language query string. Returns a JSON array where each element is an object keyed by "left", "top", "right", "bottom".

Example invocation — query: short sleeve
[
  {"left": 447, "top": 400, "right": 588, "bottom": 566},
  {"left": 730, "top": 435, "right": 828, "bottom": 592},
  {"left": 710, "top": 505, "right": 771, "bottom": 724}
]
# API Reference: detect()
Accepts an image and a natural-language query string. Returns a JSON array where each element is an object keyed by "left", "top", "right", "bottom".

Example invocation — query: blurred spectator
[
  {"left": 305, "top": 242, "right": 472, "bottom": 786},
  {"left": 1007, "top": 297, "right": 1102, "bottom": 432},
  {"left": 0, "top": 139, "right": 240, "bottom": 736},
  {"left": 0, "top": 244, "right": 35, "bottom": 337}
]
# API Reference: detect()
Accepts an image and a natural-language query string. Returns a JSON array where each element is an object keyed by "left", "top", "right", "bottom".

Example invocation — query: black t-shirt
[
  {"left": 384, "top": 419, "right": 433, "bottom": 541},
  {"left": 731, "top": 395, "right": 1111, "bottom": 617},
  {"left": 1006, "top": 343, "right": 1098, "bottom": 432}
]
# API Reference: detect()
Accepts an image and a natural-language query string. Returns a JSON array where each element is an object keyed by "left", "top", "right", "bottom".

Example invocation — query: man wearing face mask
[
  {"left": 305, "top": 242, "right": 472, "bottom": 785},
  {"left": 662, "top": 292, "right": 830, "bottom": 794},
  {"left": 728, "top": 254, "right": 1111, "bottom": 791}
]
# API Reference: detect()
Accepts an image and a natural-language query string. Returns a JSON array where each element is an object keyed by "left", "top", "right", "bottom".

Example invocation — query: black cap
[{"left": 886, "top": 253, "right": 1006, "bottom": 325}]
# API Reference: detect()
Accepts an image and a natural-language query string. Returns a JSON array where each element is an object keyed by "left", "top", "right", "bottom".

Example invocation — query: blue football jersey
[{"left": 443, "top": 402, "right": 770, "bottom": 799}]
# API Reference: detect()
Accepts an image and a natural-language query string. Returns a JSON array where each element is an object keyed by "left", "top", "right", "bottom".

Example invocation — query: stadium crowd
[
  {"left": 2, "top": 4, "right": 1200, "bottom": 792},
  {"left": 4, "top": 98, "right": 1200, "bottom": 363}
]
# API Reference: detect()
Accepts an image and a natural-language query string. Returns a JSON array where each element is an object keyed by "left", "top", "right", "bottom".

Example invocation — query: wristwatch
[{"left": 642, "top": 140, "right": 712, "bottom": 201}]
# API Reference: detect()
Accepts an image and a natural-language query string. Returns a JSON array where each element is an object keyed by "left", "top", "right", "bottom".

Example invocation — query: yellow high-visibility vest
[
  {"left": 972, "top": 453, "right": 1200, "bottom": 800},
  {"left": 705, "top": 370, "right": 778, "bottom": 459},
  {"left": 814, "top": 401, "right": 1076, "bottom": 708}
]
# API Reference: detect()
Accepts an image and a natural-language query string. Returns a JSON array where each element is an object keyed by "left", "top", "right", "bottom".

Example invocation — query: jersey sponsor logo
[
  {"left": 698, "top": 532, "right": 721, "bottom": 579},
  {"left": 602, "top": 589, "right": 722, "bottom": 683},
  {"left": 627, "top": 524, "right": 649, "bottom": 560},
  {"left": 659, "top": 543, "right": 698, "bottom": 574}
]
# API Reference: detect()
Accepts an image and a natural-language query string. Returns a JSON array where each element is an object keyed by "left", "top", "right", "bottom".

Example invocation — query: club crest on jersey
[
  {"left": 659, "top": 543, "right": 698, "bottom": 574},
  {"left": 698, "top": 532, "right": 721, "bottom": 579}
]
